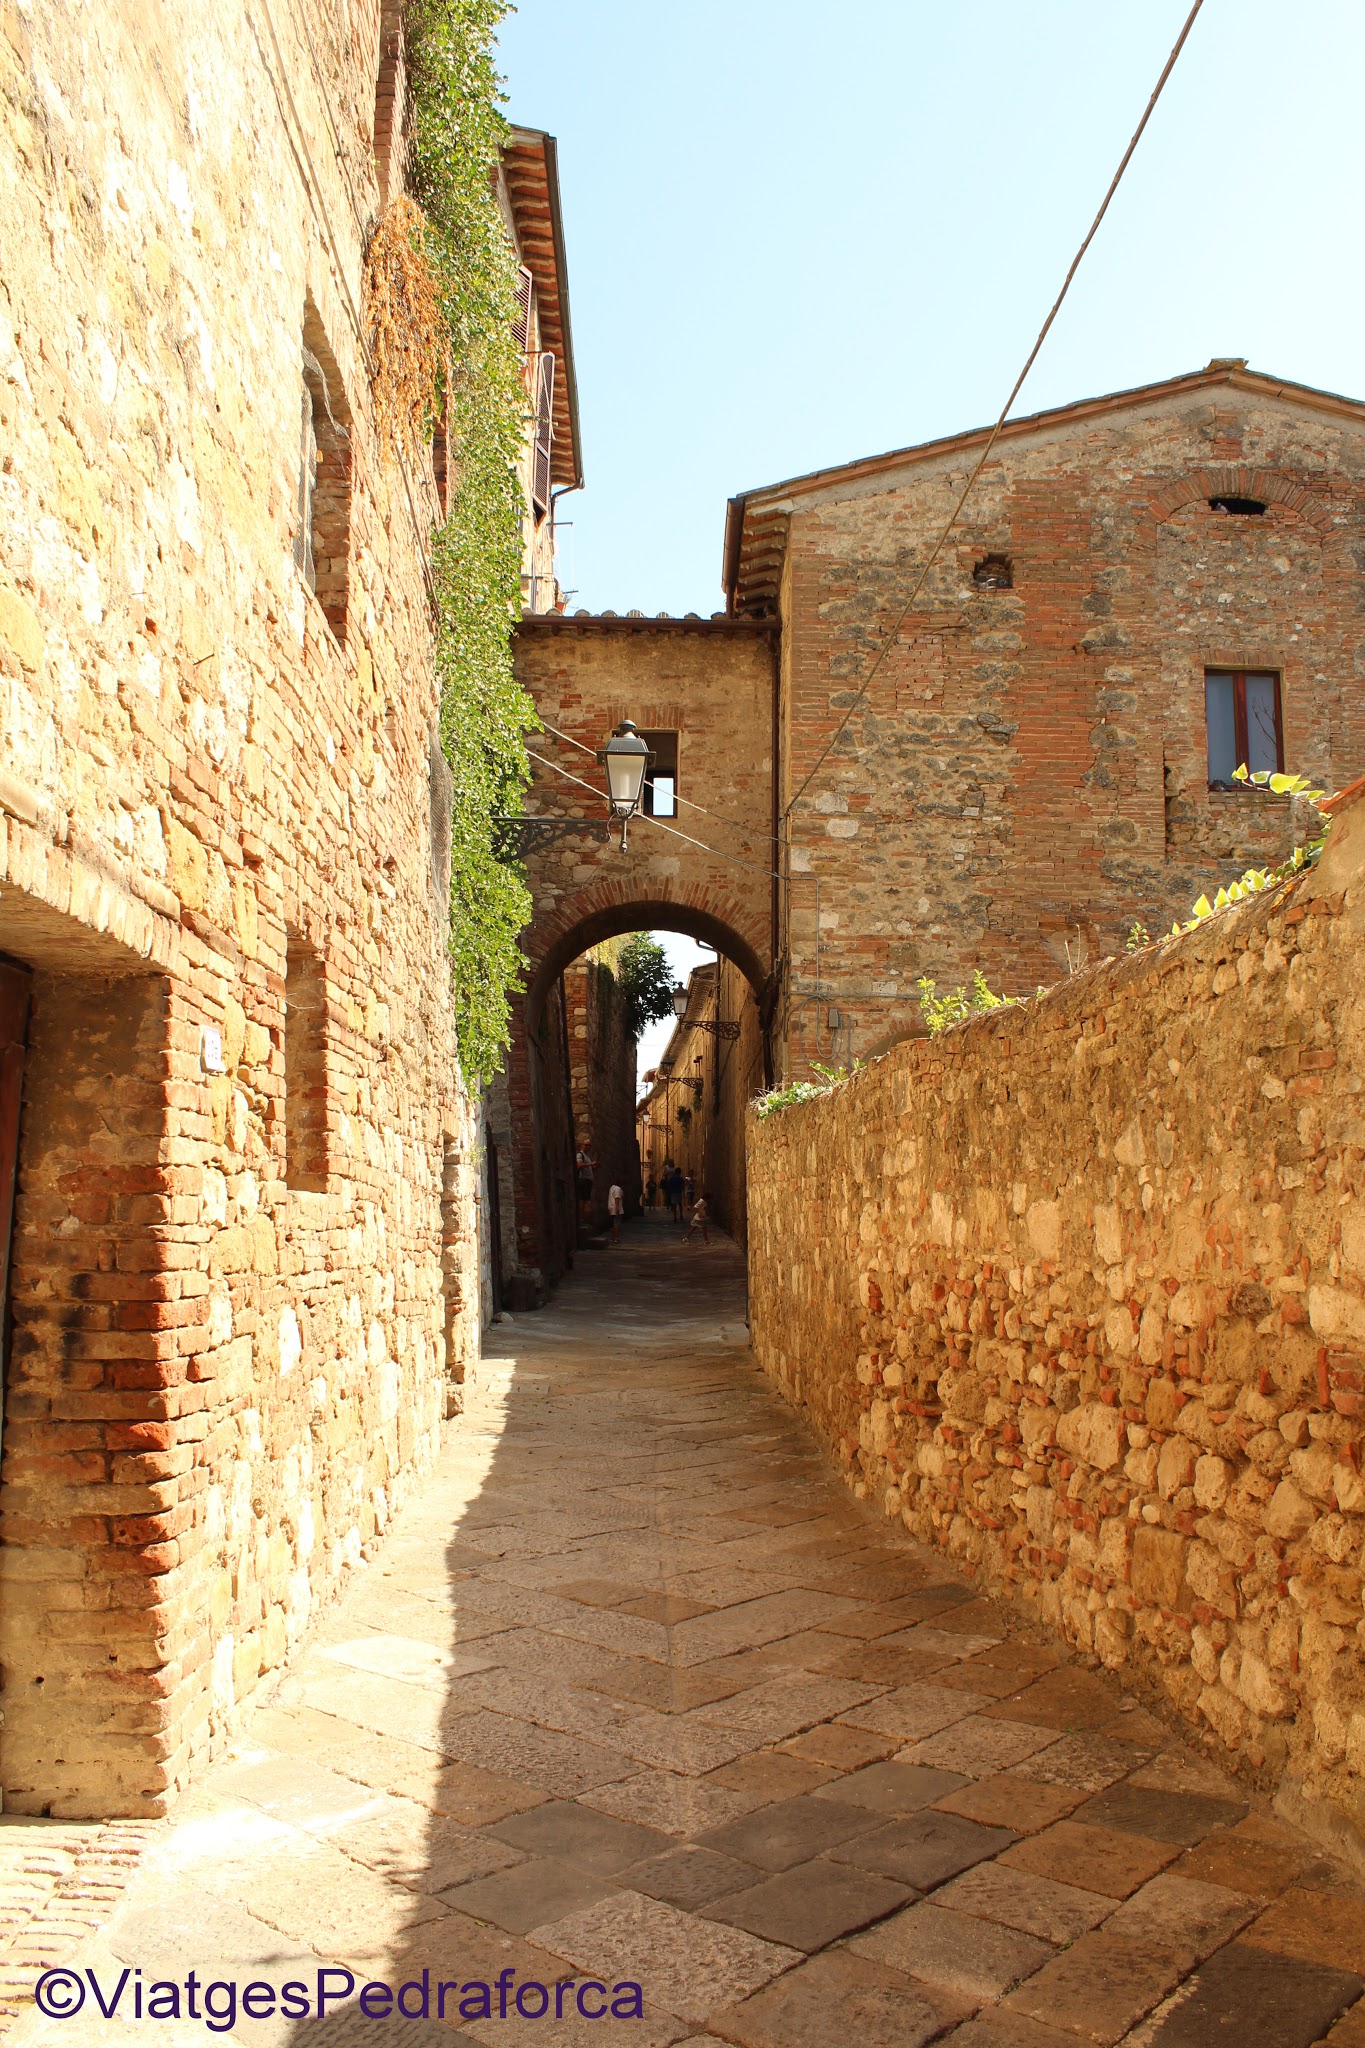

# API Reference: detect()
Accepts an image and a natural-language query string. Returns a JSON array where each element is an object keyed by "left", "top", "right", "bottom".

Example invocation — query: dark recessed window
[
  {"left": 641, "top": 730, "right": 678, "bottom": 818},
  {"left": 297, "top": 301, "right": 352, "bottom": 641},
  {"left": 1208, "top": 496, "right": 1266, "bottom": 516},
  {"left": 1205, "top": 669, "right": 1283, "bottom": 789},
  {"left": 973, "top": 554, "right": 1013, "bottom": 590},
  {"left": 285, "top": 932, "right": 330, "bottom": 1192}
]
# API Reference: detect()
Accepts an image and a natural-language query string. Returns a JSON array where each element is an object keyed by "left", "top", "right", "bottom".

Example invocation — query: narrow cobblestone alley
[{"left": 9, "top": 1219, "right": 1365, "bottom": 2048}]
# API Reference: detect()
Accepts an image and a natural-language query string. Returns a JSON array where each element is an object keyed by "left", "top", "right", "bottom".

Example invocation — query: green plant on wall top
[
  {"left": 365, "top": 0, "right": 535, "bottom": 1083},
  {"left": 915, "top": 968, "right": 1016, "bottom": 1038},
  {"left": 752, "top": 1061, "right": 861, "bottom": 1120},
  {"left": 1165, "top": 767, "right": 1327, "bottom": 938}
]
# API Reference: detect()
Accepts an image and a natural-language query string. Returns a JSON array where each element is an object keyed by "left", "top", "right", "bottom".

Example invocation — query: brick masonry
[
  {"left": 731, "top": 371, "right": 1365, "bottom": 1073},
  {"left": 564, "top": 942, "right": 638, "bottom": 1233},
  {"left": 501, "top": 614, "right": 777, "bottom": 1295},
  {"left": 0, "top": 1, "right": 480, "bottom": 1812},
  {"left": 747, "top": 791, "right": 1365, "bottom": 1860}
]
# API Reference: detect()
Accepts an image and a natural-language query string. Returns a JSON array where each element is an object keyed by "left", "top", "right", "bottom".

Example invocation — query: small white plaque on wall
[{"left": 200, "top": 1025, "right": 225, "bottom": 1074}]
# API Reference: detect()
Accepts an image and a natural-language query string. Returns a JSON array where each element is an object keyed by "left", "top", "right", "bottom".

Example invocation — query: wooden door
[{"left": 0, "top": 959, "right": 32, "bottom": 1454}]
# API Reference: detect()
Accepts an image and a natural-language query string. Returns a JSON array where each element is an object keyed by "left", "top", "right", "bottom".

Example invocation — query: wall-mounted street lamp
[
  {"left": 596, "top": 720, "right": 652, "bottom": 851},
  {"left": 670, "top": 983, "right": 740, "bottom": 1040}
]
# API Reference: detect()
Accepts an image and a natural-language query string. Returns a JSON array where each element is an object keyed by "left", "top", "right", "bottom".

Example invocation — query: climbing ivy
[{"left": 401, "top": 0, "right": 535, "bottom": 1083}]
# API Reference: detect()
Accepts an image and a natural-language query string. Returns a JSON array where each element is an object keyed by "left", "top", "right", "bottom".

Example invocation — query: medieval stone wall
[
  {"left": 502, "top": 613, "right": 776, "bottom": 1292},
  {"left": 0, "top": 0, "right": 475, "bottom": 1814},
  {"left": 564, "top": 942, "right": 638, "bottom": 1231},
  {"left": 748, "top": 798, "right": 1365, "bottom": 1856},
  {"left": 774, "top": 388, "right": 1365, "bottom": 1073}
]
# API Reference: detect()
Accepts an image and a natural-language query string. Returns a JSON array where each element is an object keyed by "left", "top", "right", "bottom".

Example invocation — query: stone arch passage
[
  {"left": 526, "top": 896, "right": 769, "bottom": 1032},
  {"left": 497, "top": 612, "right": 777, "bottom": 1305}
]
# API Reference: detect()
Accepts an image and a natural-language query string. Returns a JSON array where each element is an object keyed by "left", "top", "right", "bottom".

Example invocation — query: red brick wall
[
  {"left": 564, "top": 947, "right": 638, "bottom": 1233},
  {"left": 0, "top": 0, "right": 475, "bottom": 1815},
  {"left": 774, "top": 395, "right": 1365, "bottom": 1075}
]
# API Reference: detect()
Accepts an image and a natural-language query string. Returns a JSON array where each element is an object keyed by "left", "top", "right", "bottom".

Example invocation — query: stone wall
[
  {"left": 0, "top": 0, "right": 478, "bottom": 1813},
  {"left": 758, "top": 377, "right": 1365, "bottom": 1075},
  {"left": 564, "top": 942, "right": 638, "bottom": 1231},
  {"left": 504, "top": 611, "right": 777, "bottom": 1288},
  {"left": 748, "top": 795, "right": 1365, "bottom": 1855}
]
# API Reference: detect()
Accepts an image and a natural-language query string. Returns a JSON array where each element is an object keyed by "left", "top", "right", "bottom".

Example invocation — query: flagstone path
[{"left": 8, "top": 1216, "right": 1365, "bottom": 2048}]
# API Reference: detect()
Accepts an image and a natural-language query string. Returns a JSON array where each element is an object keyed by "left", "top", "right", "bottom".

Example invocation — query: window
[
  {"left": 513, "top": 265, "right": 534, "bottom": 353},
  {"left": 285, "top": 933, "right": 329, "bottom": 1192},
  {"left": 372, "top": 3, "right": 407, "bottom": 206},
  {"left": 973, "top": 554, "right": 1013, "bottom": 590},
  {"left": 1209, "top": 496, "right": 1266, "bottom": 516},
  {"left": 1205, "top": 669, "right": 1283, "bottom": 790},
  {"left": 641, "top": 730, "right": 678, "bottom": 818},
  {"left": 431, "top": 388, "right": 450, "bottom": 521},
  {"left": 296, "top": 302, "right": 352, "bottom": 641},
  {"left": 531, "top": 352, "right": 554, "bottom": 521}
]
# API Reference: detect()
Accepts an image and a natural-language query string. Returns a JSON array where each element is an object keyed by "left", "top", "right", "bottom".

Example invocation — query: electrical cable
[
  {"left": 534, "top": 718, "right": 772, "bottom": 841},
  {"left": 783, "top": 0, "right": 1207, "bottom": 819},
  {"left": 522, "top": 749, "right": 785, "bottom": 883}
]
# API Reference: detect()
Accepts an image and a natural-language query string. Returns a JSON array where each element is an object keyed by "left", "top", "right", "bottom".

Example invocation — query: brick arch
[
  {"left": 525, "top": 886, "right": 769, "bottom": 1030},
  {"left": 1146, "top": 466, "right": 1336, "bottom": 536}
]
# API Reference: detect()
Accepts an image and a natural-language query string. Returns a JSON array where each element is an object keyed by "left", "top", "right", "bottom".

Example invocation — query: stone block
[{"left": 1130, "top": 1527, "right": 1187, "bottom": 1610}]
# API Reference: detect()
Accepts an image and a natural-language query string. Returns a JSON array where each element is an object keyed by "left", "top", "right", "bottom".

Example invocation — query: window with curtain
[{"left": 1205, "top": 670, "right": 1282, "bottom": 789}]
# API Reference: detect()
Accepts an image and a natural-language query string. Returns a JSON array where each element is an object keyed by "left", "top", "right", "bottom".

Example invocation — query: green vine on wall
[{"left": 399, "top": 0, "right": 534, "bottom": 1083}]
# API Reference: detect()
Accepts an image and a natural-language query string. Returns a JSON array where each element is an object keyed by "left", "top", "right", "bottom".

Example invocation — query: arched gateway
[{"left": 494, "top": 611, "right": 777, "bottom": 1304}]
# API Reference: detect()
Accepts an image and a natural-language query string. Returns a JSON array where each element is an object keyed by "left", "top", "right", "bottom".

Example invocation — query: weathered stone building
[
  {"left": 505, "top": 360, "right": 1365, "bottom": 1287},
  {"left": 500, "top": 613, "right": 775, "bottom": 1297},
  {"left": 0, "top": 3, "right": 569, "bottom": 1816},
  {"left": 726, "top": 359, "right": 1365, "bottom": 1070},
  {"left": 637, "top": 956, "right": 764, "bottom": 1245}
]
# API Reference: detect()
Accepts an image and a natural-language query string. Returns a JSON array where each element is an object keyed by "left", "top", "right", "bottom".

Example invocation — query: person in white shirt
[
  {"left": 684, "top": 1192, "right": 710, "bottom": 1245},
  {"left": 607, "top": 1182, "right": 624, "bottom": 1243}
]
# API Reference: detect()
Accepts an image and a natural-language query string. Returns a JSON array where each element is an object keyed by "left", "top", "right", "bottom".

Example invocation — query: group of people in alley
[
  {"left": 577, "top": 1139, "right": 710, "bottom": 1244},
  {"left": 646, "top": 1160, "right": 710, "bottom": 1242}
]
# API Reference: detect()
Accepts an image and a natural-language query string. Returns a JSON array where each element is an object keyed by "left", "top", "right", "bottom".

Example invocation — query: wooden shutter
[
  {"left": 532, "top": 352, "right": 554, "bottom": 517},
  {"left": 513, "top": 266, "right": 533, "bottom": 352}
]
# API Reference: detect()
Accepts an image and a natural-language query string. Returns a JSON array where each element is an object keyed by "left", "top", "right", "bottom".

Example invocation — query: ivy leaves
[{"left": 404, "top": 0, "right": 536, "bottom": 1083}]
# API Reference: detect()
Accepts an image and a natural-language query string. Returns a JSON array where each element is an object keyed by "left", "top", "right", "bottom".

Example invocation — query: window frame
[
  {"left": 640, "top": 730, "right": 679, "bottom": 818},
  {"left": 1204, "top": 667, "right": 1284, "bottom": 791}
]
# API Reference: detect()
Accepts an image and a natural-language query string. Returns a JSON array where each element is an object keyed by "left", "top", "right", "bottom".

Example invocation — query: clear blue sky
[{"left": 497, "top": 0, "right": 1364, "bottom": 619}]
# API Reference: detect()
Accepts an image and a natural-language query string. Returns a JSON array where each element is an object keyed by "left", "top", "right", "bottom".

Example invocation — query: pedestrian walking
[
  {"left": 644, "top": 1174, "right": 657, "bottom": 1209},
  {"left": 684, "top": 1174, "right": 695, "bottom": 1208},
  {"left": 607, "top": 1181, "right": 624, "bottom": 1243},
  {"left": 666, "top": 1164, "right": 685, "bottom": 1222},
  {"left": 684, "top": 1192, "right": 710, "bottom": 1245},
  {"left": 575, "top": 1140, "right": 595, "bottom": 1224}
]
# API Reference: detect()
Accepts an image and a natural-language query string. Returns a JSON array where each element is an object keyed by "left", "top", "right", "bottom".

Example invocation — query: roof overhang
[
  {"left": 504, "top": 126, "right": 583, "bottom": 492},
  {"left": 723, "top": 361, "right": 1365, "bottom": 618}
]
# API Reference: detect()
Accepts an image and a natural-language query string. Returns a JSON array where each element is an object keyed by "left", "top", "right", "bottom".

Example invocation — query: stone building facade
[
  {"left": 508, "top": 362, "right": 1365, "bottom": 1272},
  {"left": 637, "top": 957, "right": 764, "bottom": 1246},
  {"left": 500, "top": 613, "right": 775, "bottom": 1299},
  {"left": 0, "top": 2, "right": 563, "bottom": 1816},
  {"left": 564, "top": 940, "right": 638, "bottom": 1234},
  {"left": 725, "top": 360, "right": 1365, "bottom": 1072}
]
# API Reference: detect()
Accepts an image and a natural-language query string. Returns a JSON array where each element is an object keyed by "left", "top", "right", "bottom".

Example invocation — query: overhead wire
[
  {"left": 522, "top": 749, "right": 784, "bottom": 883},
  {"left": 783, "top": 0, "right": 1207, "bottom": 819},
  {"left": 534, "top": 718, "right": 771, "bottom": 841}
]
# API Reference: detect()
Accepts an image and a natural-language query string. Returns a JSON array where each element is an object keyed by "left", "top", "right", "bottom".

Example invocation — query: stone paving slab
[{"left": 4, "top": 1221, "right": 1364, "bottom": 2048}]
